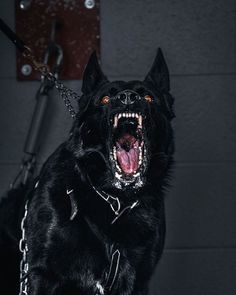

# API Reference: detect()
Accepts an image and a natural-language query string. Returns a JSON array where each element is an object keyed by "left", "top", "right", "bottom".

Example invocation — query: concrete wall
[{"left": 0, "top": 0, "right": 236, "bottom": 294}]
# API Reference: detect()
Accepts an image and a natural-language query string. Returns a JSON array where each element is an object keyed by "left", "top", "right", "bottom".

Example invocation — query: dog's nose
[{"left": 116, "top": 90, "right": 140, "bottom": 105}]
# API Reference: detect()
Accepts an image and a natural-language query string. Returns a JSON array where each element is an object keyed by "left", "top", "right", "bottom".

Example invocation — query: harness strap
[
  {"left": 66, "top": 189, "right": 78, "bottom": 220},
  {"left": 105, "top": 249, "right": 121, "bottom": 292},
  {"left": 65, "top": 185, "right": 139, "bottom": 292},
  {"left": 84, "top": 216, "right": 120, "bottom": 293},
  {"left": 111, "top": 200, "right": 139, "bottom": 225},
  {"left": 91, "top": 184, "right": 121, "bottom": 215},
  {"left": 91, "top": 185, "right": 140, "bottom": 225},
  {"left": 89, "top": 181, "right": 140, "bottom": 223}
]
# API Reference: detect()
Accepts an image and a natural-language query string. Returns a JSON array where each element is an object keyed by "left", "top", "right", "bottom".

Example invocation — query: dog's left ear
[
  {"left": 145, "top": 48, "right": 175, "bottom": 120},
  {"left": 82, "top": 51, "right": 108, "bottom": 95},
  {"left": 144, "top": 48, "right": 170, "bottom": 92}
]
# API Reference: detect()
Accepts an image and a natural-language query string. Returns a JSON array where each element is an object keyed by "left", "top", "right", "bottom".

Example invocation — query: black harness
[{"left": 66, "top": 185, "right": 139, "bottom": 294}]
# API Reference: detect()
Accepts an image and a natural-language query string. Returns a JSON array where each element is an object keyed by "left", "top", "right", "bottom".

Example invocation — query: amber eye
[
  {"left": 144, "top": 95, "right": 153, "bottom": 103},
  {"left": 101, "top": 95, "right": 110, "bottom": 105}
]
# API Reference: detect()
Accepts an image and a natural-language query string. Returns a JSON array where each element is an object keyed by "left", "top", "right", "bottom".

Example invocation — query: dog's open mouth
[{"left": 111, "top": 112, "right": 146, "bottom": 183}]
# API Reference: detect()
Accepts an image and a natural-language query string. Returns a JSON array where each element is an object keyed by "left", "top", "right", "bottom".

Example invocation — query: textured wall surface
[{"left": 0, "top": 0, "right": 236, "bottom": 294}]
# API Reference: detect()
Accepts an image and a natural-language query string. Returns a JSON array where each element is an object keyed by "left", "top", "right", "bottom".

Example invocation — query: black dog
[{"left": 0, "top": 48, "right": 175, "bottom": 294}]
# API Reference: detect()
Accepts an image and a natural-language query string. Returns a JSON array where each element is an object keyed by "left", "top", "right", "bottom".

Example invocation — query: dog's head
[{"left": 70, "top": 49, "right": 175, "bottom": 191}]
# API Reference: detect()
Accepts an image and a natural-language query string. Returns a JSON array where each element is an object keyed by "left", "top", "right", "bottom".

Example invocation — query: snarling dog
[{"left": 0, "top": 48, "right": 175, "bottom": 295}]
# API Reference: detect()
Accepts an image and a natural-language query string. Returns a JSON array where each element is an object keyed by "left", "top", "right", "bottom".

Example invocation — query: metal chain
[
  {"left": 23, "top": 46, "right": 80, "bottom": 119},
  {"left": 19, "top": 201, "right": 29, "bottom": 295}
]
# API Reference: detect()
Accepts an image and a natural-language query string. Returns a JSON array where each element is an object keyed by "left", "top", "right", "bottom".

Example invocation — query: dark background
[{"left": 0, "top": 0, "right": 236, "bottom": 294}]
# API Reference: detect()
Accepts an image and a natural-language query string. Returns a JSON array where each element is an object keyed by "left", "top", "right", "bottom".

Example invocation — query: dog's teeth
[
  {"left": 133, "top": 171, "right": 140, "bottom": 178},
  {"left": 113, "top": 147, "right": 117, "bottom": 160},
  {"left": 138, "top": 115, "right": 142, "bottom": 128},
  {"left": 135, "top": 113, "right": 138, "bottom": 118},
  {"left": 116, "top": 163, "right": 121, "bottom": 172},
  {"left": 122, "top": 113, "right": 125, "bottom": 117},
  {"left": 115, "top": 172, "right": 122, "bottom": 179},
  {"left": 118, "top": 113, "right": 122, "bottom": 119},
  {"left": 114, "top": 115, "right": 118, "bottom": 127}
]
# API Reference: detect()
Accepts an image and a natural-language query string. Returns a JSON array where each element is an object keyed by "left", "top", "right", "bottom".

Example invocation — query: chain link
[
  {"left": 23, "top": 46, "right": 80, "bottom": 119},
  {"left": 19, "top": 201, "right": 29, "bottom": 295}
]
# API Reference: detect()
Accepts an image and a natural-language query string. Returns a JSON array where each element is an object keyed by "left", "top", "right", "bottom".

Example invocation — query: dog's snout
[{"left": 116, "top": 90, "right": 140, "bottom": 105}]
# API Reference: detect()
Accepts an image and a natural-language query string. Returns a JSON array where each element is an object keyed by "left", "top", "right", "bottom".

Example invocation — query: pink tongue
[{"left": 116, "top": 146, "right": 139, "bottom": 174}]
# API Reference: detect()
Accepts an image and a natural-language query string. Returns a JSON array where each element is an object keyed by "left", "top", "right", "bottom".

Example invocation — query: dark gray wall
[{"left": 0, "top": 0, "right": 236, "bottom": 294}]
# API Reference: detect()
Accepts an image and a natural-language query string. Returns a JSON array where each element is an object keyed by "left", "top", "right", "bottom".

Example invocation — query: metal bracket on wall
[{"left": 15, "top": 0, "right": 100, "bottom": 80}]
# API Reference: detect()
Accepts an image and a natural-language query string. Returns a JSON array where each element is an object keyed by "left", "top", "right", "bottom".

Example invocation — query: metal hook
[{"left": 41, "top": 20, "right": 64, "bottom": 82}]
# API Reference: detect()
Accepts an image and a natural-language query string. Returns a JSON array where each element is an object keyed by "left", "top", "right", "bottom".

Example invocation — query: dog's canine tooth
[
  {"left": 113, "top": 147, "right": 117, "bottom": 160},
  {"left": 118, "top": 113, "right": 122, "bottom": 119},
  {"left": 114, "top": 115, "right": 118, "bottom": 127},
  {"left": 135, "top": 114, "right": 138, "bottom": 118},
  {"left": 138, "top": 115, "right": 142, "bottom": 128}
]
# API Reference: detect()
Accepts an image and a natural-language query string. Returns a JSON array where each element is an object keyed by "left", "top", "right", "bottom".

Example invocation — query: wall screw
[
  {"left": 21, "top": 64, "right": 32, "bottom": 76},
  {"left": 84, "top": 0, "right": 95, "bottom": 9},
  {"left": 19, "top": 0, "right": 32, "bottom": 10}
]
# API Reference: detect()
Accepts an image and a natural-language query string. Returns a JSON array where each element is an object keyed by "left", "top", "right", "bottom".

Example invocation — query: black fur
[{"left": 0, "top": 48, "right": 175, "bottom": 295}]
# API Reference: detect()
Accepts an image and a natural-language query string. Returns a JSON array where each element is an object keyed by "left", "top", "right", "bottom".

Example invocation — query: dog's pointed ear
[
  {"left": 82, "top": 51, "right": 108, "bottom": 95},
  {"left": 144, "top": 48, "right": 170, "bottom": 92}
]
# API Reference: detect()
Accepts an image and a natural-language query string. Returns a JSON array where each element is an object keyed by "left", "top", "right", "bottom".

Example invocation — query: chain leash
[
  {"left": 23, "top": 46, "right": 79, "bottom": 119},
  {"left": 19, "top": 201, "right": 29, "bottom": 295}
]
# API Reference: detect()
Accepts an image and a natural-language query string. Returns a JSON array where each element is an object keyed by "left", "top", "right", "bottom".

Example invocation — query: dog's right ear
[
  {"left": 81, "top": 51, "right": 108, "bottom": 95},
  {"left": 144, "top": 48, "right": 170, "bottom": 92}
]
